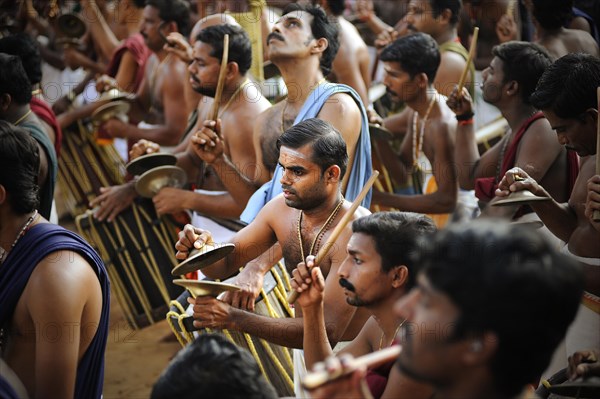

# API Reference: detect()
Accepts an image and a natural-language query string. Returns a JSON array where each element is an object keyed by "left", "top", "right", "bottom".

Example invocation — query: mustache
[
  {"left": 339, "top": 278, "right": 355, "bottom": 292},
  {"left": 267, "top": 32, "right": 285, "bottom": 43},
  {"left": 565, "top": 146, "right": 577, "bottom": 152},
  {"left": 281, "top": 185, "right": 297, "bottom": 195},
  {"left": 386, "top": 88, "right": 397, "bottom": 97},
  {"left": 191, "top": 75, "right": 201, "bottom": 85},
  {"left": 407, "top": 25, "right": 417, "bottom": 31}
]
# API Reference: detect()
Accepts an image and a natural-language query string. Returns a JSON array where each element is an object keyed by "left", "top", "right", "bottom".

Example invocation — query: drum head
[
  {"left": 491, "top": 190, "right": 551, "bottom": 206},
  {"left": 91, "top": 100, "right": 130, "bottom": 124},
  {"left": 135, "top": 165, "right": 186, "bottom": 198},
  {"left": 126, "top": 153, "right": 177, "bottom": 176},
  {"left": 369, "top": 123, "right": 393, "bottom": 140},
  {"left": 57, "top": 13, "right": 86, "bottom": 38},
  {"left": 172, "top": 279, "right": 240, "bottom": 297},
  {"left": 171, "top": 243, "right": 235, "bottom": 276}
]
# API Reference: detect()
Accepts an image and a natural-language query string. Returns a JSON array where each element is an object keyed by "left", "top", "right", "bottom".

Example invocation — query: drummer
[
  {"left": 496, "top": 53, "right": 600, "bottom": 371},
  {"left": 308, "top": 220, "right": 584, "bottom": 399},
  {"left": 446, "top": 41, "right": 577, "bottom": 239},
  {"left": 291, "top": 212, "right": 436, "bottom": 399},
  {"left": 176, "top": 118, "right": 372, "bottom": 356}
]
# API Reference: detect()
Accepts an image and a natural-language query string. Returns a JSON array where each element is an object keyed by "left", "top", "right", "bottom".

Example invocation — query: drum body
[
  {"left": 58, "top": 122, "right": 125, "bottom": 218},
  {"left": 76, "top": 199, "right": 184, "bottom": 329},
  {"left": 168, "top": 263, "right": 295, "bottom": 396}
]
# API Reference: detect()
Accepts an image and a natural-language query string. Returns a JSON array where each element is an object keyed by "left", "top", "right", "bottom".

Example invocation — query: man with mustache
[
  {"left": 101, "top": 0, "right": 191, "bottom": 149},
  {"left": 290, "top": 212, "right": 436, "bottom": 399},
  {"left": 496, "top": 53, "right": 600, "bottom": 371},
  {"left": 308, "top": 220, "right": 584, "bottom": 399},
  {"left": 176, "top": 118, "right": 372, "bottom": 394},
  {"left": 373, "top": 33, "right": 477, "bottom": 227}
]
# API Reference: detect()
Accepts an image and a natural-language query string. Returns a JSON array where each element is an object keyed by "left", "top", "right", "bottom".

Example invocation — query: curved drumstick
[
  {"left": 456, "top": 27, "right": 479, "bottom": 99},
  {"left": 302, "top": 345, "right": 402, "bottom": 390},
  {"left": 287, "top": 170, "right": 380, "bottom": 303},
  {"left": 210, "top": 34, "right": 230, "bottom": 121}
]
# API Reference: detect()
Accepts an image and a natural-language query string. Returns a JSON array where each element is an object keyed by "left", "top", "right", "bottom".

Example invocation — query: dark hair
[
  {"left": 352, "top": 212, "right": 436, "bottom": 288},
  {"left": 150, "top": 333, "right": 277, "bottom": 399},
  {"left": 196, "top": 24, "right": 252, "bottom": 75},
  {"left": 418, "top": 220, "right": 584, "bottom": 397},
  {"left": 530, "top": 53, "right": 600, "bottom": 119},
  {"left": 380, "top": 33, "right": 440, "bottom": 82},
  {"left": 0, "top": 53, "right": 32, "bottom": 105},
  {"left": 145, "top": 0, "right": 191, "bottom": 36},
  {"left": 277, "top": 118, "right": 348, "bottom": 178},
  {"left": 326, "top": 0, "right": 346, "bottom": 16},
  {"left": 531, "top": 0, "right": 572, "bottom": 30},
  {"left": 0, "top": 120, "right": 40, "bottom": 214},
  {"left": 282, "top": 3, "right": 340, "bottom": 76},
  {"left": 132, "top": 0, "right": 145, "bottom": 7},
  {"left": 430, "top": 0, "right": 462, "bottom": 26},
  {"left": 0, "top": 33, "right": 42, "bottom": 85},
  {"left": 491, "top": 41, "right": 552, "bottom": 105}
]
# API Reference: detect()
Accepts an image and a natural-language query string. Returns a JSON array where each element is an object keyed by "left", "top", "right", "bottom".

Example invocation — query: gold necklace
[
  {"left": 218, "top": 79, "right": 250, "bottom": 118},
  {"left": 379, "top": 318, "right": 406, "bottom": 350},
  {"left": 281, "top": 77, "right": 328, "bottom": 133},
  {"left": 297, "top": 196, "right": 344, "bottom": 262},
  {"left": 412, "top": 93, "right": 438, "bottom": 169},
  {"left": 13, "top": 110, "right": 32, "bottom": 126}
]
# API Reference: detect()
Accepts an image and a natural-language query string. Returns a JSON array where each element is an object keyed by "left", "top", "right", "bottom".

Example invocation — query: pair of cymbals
[
  {"left": 172, "top": 242, "right": 237, "bottom": 297},
  {"left": 91, "top": 101, "right": 130, "bottom": 125},
  {"left": 126, "top": 153, "right": 177, "bottom": 176},
  {"left": 97, "top": 88, "right": 134, "bottom": 103},
  {"left": 547, "top": 376, "right": 600, "bottom": 398},
  {"left": 492, "top": 190, "right": 551, "bottom": 206}
]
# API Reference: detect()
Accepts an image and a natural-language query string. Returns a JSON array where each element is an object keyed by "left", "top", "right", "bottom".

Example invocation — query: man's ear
[
  {"left": 164, "top": 20, "right": 178, "bottom": 34},
  {"left": 437, "top": 8, "right": 453, "bottom": 25},
  {"left": 325, "top": 165, "right": 341, "bottom": 182},
  {"left": 505, "top": 80, "right": 519, "bottom": 96},
  {"left": 0, "top": 93, "right": 11, "bottom": 112},
  {"left": 391, "top": 265, "right": 409, "bottom": 289},
  {"left": 582, "top": 108, "right": 598, "bottom": 126},
  {"left": 226, "top": 62, "right": 240, "bottom": 81},
  {"left": 0, "top": 185, "right": 6, "bottom": 206},
  {"left": 311, "top": 37, "right": 329, "bottom": 55},
  {"left": 415, "top": 72, "right": 429, "bottom": 89}
]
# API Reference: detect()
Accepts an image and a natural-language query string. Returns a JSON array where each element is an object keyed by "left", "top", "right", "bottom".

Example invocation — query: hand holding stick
[
  {"left": 287, "top": 171, "right": 380, "bottom": 303},
  {"left": 456, "top": 27, "right": 479, "bottom": 99},
  {"left": 303, "top": 345, "right": 401, "bottom": 390}
]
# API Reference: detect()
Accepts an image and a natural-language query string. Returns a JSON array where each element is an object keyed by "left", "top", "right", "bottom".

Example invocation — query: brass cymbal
[
  {"left": 91, "top": 100, "right": 130, "bottom": 125},
  {"left": 97, "top": 88, "right": 134, "bottom": 103},
  {"left": 172, "top": 278, "right": 240, "bottom": 298},
  {"left": 126, "top": 153, "right": 177, "bottom": 176},
  {"left": 491, "top": 190, "right": 551, "bottom": 206},
  {"left": 134, "top": 165, "right": 186, "bottom": 198},
  {"left": 171, "top": 242, "right": 235, "bottom": 276},
  {"left": 510, "top": 219, "right": 544, "bottom": 229},
  {"left": 547, "top": 377, "right": 600, "bottom": 398},
  {"left": 369, "top": 123, "right": 393, "bottom": 140},
  {"left": 57, "top": 13, "right": 86, "bottom": 38}
]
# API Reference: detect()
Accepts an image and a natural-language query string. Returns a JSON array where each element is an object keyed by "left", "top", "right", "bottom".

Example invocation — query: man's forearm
[
  {"left": 210, "top": 155, "right": 261, "bottom": 208},
  {"left": 531, "top": 200, "right": 578, "bottom": 242},
  {"left": 302, "top": 304, "right": 333, "bottom": 369}
]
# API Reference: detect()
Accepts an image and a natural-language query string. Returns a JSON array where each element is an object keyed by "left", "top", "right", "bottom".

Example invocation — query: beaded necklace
[
  {"left": 411, "top": 93, "right": 438, "bottom": 170},
  {"left": 218, "top": 79, "right": 251, "bottom": 118},
  {"left": 379, "top": 318, "right": 406, "bottom": 350},
  {"left": 0, "top": 210, "right": 39, "bottom": 265},
  {"left": 297, "top": 197, "right": 344, "bottom": 262}
]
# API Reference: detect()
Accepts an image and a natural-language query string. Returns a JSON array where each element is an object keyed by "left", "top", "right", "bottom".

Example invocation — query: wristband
[{"left": 456, "top": 112, "right": 474, "bottom": 121}]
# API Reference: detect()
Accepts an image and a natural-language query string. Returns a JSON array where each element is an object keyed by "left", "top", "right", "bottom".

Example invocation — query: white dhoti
[{"left": 542, "top": 245, "right": 600, "bottom": 380}]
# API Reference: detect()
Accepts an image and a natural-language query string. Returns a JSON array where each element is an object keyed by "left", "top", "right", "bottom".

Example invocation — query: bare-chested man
[
  {"left": 319, "top": 0, "right": 371, "bottom": 108},
  {"left": 374, "top": 33, "right": 477, "bottom": 226},
  {"left": 526, "top": 0, "right": 599, "bottom": 59},
  {"left": 447, "top": 42, "right": 577, "bottom": 227},
  {"left": 176, "top": 119, "right": 371, "bottom": 389},
  {"left": 0, "top": 121, "right": 109, "bottom": 398},
  {"left": 496, "top": 53, "right": 600, "bottom": 365},
  {"left": 102, "top": 0, "right": 191, "bottom": 147}
]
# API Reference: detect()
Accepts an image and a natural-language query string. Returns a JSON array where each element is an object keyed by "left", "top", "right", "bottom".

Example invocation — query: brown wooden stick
[
  {"left": 302, "top": 345, "right": 401, "bottom": 390},
  {"left": 210, "top": 34, "right": 230, "bottom": 121},
  {"left": 288, "top": 171, "right": 380, "bottom": 303},
  {"left": 456, "top": 27, "right": 479, "bottom": 99},
  {"left": 506, "top": 0, "right": 516, "bottom": 18},
  {"left": 594, "top": 88, "right": 600, "bottom": 222}
]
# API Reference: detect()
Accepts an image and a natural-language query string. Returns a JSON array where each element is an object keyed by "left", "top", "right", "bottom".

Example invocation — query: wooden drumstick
[
  {"left": 302, "top": 345, "right": 402, "bottom": 390},
  {"left": 210, "top": 34, "right": 230, "bottom": 121},
  {"left": 506, "top": 0, "right": 516, "bottom": 18},
  {"left": 456, "top": 27, "right": 479, "bottom": 99},
  {"left": 287, "top": 171, "right": 380, "bottom": 303},
  {"left": 594, "top": 88, "right": 600, "bottom": 222}
]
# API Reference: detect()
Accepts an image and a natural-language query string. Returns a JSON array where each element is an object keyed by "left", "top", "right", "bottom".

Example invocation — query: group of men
[{"left": 1, "top": 0, "right": 600, "bottom": 398}]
